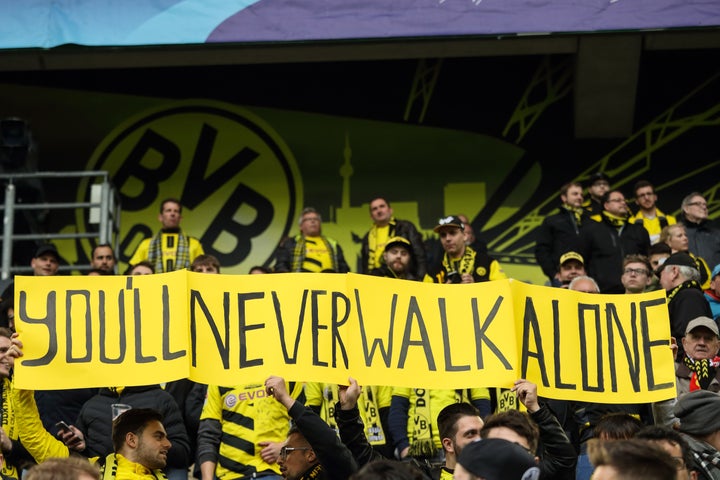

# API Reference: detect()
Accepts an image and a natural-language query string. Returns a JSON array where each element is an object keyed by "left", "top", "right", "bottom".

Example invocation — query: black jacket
[
  {"left": 531, "top": 406, "right": 578, "bottom": 480},
  {"left": 75, "top": 385, "right": 191, "bottom": 469},
  {"left": 274, "top": 235, "right": 350, "bottom": 273},
  {"left": 668, "top": 282, "right": 714, "bottom": 341},
  {"left": 581, "top": 218, "right": 650, "bottom": 293},
  {"left": 289, "top": 401, "right": 358, "bottom": 480},
  {"left": 360, "top": 219, "right": 426, "bottom": 278},
  {"left": 534, "top": 208, "right": 587, "bottom": 281},
  {"left": 681, "top": 215, "right": 720, "bottom": 270}
]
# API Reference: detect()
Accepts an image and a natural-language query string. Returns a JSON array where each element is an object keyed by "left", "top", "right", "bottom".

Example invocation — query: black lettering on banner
[
  {"left": 397, "top": 296, "right": 436, "bottom": 371},
  {"left": 471, "top": 296, "right": 512, "bottom": 370},
  {"left": 331, "top": 292, "right": 350, "bottom": 369},
  {"left": 520, "top": 297, "right": 550, "bottom": 387},
  {"left": 200, "top": 184, "right": 274, "bottom": 266},
  {"left": 355, "top": 289, "right": 394, "bottom": 368},
  {"left": 552, "top": 300, "right": 575, "bottom": 389},
  {"left": 605, "top": 303, "right": 640, "bottom": 393},
  {"left": 19, "top": 291, "right": 57, "bottom": 367},
  {"left": 438, "top": 298, "right": 469, "bottom": 372},
  {"left": 190, "top": 289, "right": 229, "bottom": 369},
  {"left": 100, "top": 290, "right": 126, "bottom": 364},
  {"left": 114, "top": 129, "right": 180, "bottom": 211},
  {"left": 65, "top": 290, "right": 92, "bottom": 363},
  {"left": 238, "top": 292, "right": 265, "bottom": 368},
  {"left": 132, "top": 283, "right": 156, "bottom": 364},
  {"left": 272, "top": 290, "right": 308, "bottom": 364},
  {"left": 579, "top": 303, "right": 604, "bottom": 392},
  {"left": 162, "top": 285, "right": 186, "bottom": 361},
  {"left": 641, "top": 298, "right": 674, "bottom": 391},
  {"left": 311, "top": 290, "right": 328, "bottom": 367}
]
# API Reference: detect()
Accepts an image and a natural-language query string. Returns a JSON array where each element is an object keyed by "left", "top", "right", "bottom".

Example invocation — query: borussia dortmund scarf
[
  {"left": 299, "top": 464, "right": 323, "bottom": 480},
  {"left": 147, "top": 229, "right": 191, "bottom": 272},
  {"left": 442, "top": 246, "right": 477, "bottom": 278},
  {"left": 322, "top": 384, "right": 384, "bottom": 444},
  {"left": 367, "top": 222, "right": 392, "bottom": 271},
  {"left": 99, "top": 453, "right": 167, "bottom": 480},
  {"left": 683, "top": 355, "right": 720, "bottom": 391},
  {"left": 562, "top": 204, "right": 584, "bottom": 228},
  {"left": 602, "top": 211, "right": 627, "bottom": 230},
  {"left": 409, "top": 388, "right": 435, "bottom": 458},
  {"left": 668, "top": 280, "right": 702, "bottom": 304}
]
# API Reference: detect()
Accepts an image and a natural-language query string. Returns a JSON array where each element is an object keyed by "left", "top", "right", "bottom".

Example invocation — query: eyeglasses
[
  {"left": 280, "top": 446, "right": 311, "bottom": 460},
  {"left": 623, "top": 267, "right": 649, "bottom": 276},
  {"left": 607, "top": 198, "right": 626, "bottom": 203},
  {"left": 687, "top": 201, "right": 708, "bottom": 208}
]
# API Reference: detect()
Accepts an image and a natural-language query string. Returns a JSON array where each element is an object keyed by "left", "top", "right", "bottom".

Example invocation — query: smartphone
[{"left": 55, "top": 421, "right": 70, "bottom": 433}]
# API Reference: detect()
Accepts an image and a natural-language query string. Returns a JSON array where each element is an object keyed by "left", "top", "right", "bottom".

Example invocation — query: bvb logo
[{"left": 79, "top": 101, "right": 302, "bottom": 273}]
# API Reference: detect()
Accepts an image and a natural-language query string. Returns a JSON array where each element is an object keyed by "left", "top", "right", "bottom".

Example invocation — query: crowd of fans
[{"left": 0, "top": 174, "right": 718, "bottom": 480}]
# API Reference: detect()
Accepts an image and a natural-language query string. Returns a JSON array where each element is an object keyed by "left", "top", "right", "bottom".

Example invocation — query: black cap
[
  {"left": 655, "top": 251, "right": 696, "bottom": 276},
  {"left": 457, "top": 438, "right": 540, "bottom": 480},
  {"left": 434, "top": 215, "right": 464, "bottom": 233},
  {"left": 588, "top": 172, "right": 610, "bottom": 186},
  {"left": 34, "top": 243, "right": 59, "bottom": 259},
  {"left": 384, "top": 236, "right": 412, "bottom": 254}
]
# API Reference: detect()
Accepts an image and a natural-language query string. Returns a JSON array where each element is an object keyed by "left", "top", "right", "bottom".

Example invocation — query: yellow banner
[{"left": 14, "top": 272, "right": 675, "bottom": 403}]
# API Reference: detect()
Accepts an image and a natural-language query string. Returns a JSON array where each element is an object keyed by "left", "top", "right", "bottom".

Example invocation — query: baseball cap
[
  {"left": 384, "top": 236, "right": 412, "bottom": 253},
  {"left": 457, "top": 438, "right": 540, "bottom": 480},
  {"left": 588, "top": 172, "right": 610, "bottom": 186},
  {"left": 559, "top": 251, "right": 584, "bottom": 266},
  {"left": 34, "top": 243, "right": 59, "bottom": 259},
  {"left": 712, "top": 263, "right": 720, "bottom": 280},
  {"left": 654, "top": 251, "right": 696, "bottom": 275},
  {"left": 434, "top": 215, "right": 464, "bottom": 233},
  {"left": 685, "top": 316, "right": 720, "bottom": 337}
]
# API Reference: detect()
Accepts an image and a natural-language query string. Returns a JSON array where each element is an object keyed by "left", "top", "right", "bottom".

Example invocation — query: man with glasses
[
  {"left": 265, "top": 376, "right": 357, "bottom": 480},
  {"left": 629, "top": 180, "right": 677, "bottom": 245},
  {"left": 273, "top": 207, "right": 350, "bottom": 273},
  {"left": 581, "top": 190, "right": 650, "bottom": 293},
  {"left": 621, "top": 254, "right": 653, "bottom": 294},
  {"left": 583, "top": 172, "right": 610, "bottom": 217},
  {"left": 680, "top": 192, "right": 720, "bottom": 269}
]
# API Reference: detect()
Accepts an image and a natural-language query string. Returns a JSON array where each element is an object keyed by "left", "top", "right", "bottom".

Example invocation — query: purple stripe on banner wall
[{"left": 206, "top": 0, "right": 720, "bottom": 43}]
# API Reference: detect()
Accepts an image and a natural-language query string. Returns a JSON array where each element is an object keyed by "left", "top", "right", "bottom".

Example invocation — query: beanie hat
[
  {"left": 457, "top": 438, "right": 540, "bottom": 480},
  {"left": 674, "top": 390, "right": 720, "bottom": 436}
]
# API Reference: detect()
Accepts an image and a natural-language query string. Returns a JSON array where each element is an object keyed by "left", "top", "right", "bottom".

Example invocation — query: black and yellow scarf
[
  {"left": 683, "top": 355, "right": 720, "bottom": 391},
  {"left": 562, "top": 204, "right": 584, "bottom": 228},
  {"left": 441, "top": 246, "right": 477, "bottom": 278},
  {"left": 147, "top": 229, "right": 191, "bottom": 273},
  {"left": 602, "top": 211, "right": 627, "bottom": 229},
  {"left": 668, "top": 279, "right": 702, "bottom": 304}
]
